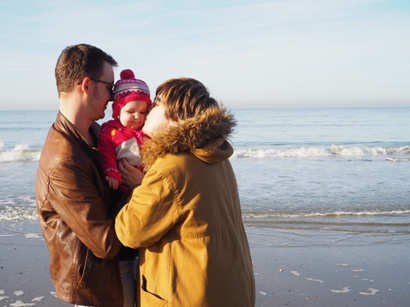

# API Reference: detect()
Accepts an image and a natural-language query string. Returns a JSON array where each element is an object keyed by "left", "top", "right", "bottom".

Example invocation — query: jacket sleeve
[
  {"left": 115, "top": 167, "right": 180, "bottom": 248},
  {"left": 98, "top": 127, "right": 122, "bottom": 184},
  {"left": 48, "top": 160, "right": 123, "bottom": 259}
]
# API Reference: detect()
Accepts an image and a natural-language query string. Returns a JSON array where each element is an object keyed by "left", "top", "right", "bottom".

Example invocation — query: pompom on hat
[{"left": 112, "top": 69, "right": 151, "bottom": 118}]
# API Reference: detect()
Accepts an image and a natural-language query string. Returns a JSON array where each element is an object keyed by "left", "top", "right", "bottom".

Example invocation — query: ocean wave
[
  {"left": 3, "top": 205, "right": 410, "bottom": 227},
  {"left": 0, "top": 206, "right": 38, "bottom": 221},
  {"left": 233, "top": 145, "right": 410, "bottom": 158},
  {"left": 242, "top": 209, "right": 410, "bottom": 234},
  {"left": 2, "top": 144, "right": 410, "bottom": 163},
  {"left": 242, "top": 209, "right": 410, "bottom": 219},
  {"left": 0, "top": 144, "right": 41, "bottom": 163}
]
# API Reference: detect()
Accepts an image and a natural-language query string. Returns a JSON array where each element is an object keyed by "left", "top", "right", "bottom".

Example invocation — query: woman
[{"left": 115, "top": 78, "right": 255, "bottom": 307}]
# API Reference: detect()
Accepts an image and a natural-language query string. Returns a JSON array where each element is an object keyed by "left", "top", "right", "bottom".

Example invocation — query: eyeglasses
[
  {"left": 77, "top": 77, "right": 115, "bottom": 97},
  {"left": 90, "top": 77, "right": 114, "bottom": 90}
]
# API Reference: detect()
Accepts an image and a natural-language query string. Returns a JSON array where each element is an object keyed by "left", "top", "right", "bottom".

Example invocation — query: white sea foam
[
  {"left": 290, "top": 271, "right": 300, "bottom": 276},
  {"left": 0, "top": 205, "right": 38, "bottom": 221},
  {"left": 232, "top": 145, "right": 410, "bottom": 159},
  {"left": 25, "top": 233, "right": 41, "bottom": 239},
  {"left": 331, "top": 287, "right": 350, "bottom": 294},
  {"left": 0, "top": 291, "right": 7, "bottom": 300},
  {"left": 352, "top": 269, "right": 364, "bottom": 272},
  {"left": 306, "top": 278, "right": 324, "bottom": 283},
  {"left": 14, "top": 290, "right": 24, "bottom": 296},
  {"left": 243, "top": 209, "right": 410, "bottom": 219},
  {"left": 0, "top": 144, "right": 40, "bottom": 163},
  {"left": 14, "top": 144, "right": 29, "bottom": 151},
  {"left": 15, "top": 143, "right": 406, "bottom": 162},
  {"left": 386, "top": 157, "right": 410, "bottom": 162},
  {"left": 359, "top": 288, "right": 379, "bottom": 296},
  {"left": 10, "top": 301, "right": 36, "bottom": 306}
]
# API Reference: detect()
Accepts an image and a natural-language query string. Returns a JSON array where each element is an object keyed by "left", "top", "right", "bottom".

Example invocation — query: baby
[{"left": 98, "top": 69, "right": 151, "bottom": 194}]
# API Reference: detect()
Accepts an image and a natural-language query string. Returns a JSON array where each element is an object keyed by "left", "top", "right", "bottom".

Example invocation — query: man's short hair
[
  {"left": 155, "top": 78, "right": 219, "bottom": 121},
  {"left": 55, "top": 44, "right": 117, "bottom": 95}
]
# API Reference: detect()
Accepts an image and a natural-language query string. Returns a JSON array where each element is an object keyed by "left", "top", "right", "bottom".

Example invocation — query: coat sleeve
[
  {"left": 98, "top": 127, "right": 122, "bottom": 184},
  {"left": 115, "top": 167, "right": 180, "bottom": 248},
  {"left": 48, "top": 160, "right": 123, "bottom": 259}
]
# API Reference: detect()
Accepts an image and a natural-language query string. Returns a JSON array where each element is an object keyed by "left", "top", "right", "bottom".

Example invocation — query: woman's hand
[{"left": 118, "top": 159, "right": 144, "bottom": 191}]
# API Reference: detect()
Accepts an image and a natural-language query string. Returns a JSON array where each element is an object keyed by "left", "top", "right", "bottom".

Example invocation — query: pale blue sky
[{"left": 0, "top": 0, "right": 409, "bottom": 110}]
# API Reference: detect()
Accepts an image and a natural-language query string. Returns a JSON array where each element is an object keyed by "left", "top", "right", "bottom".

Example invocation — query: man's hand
[{"left": 118, "top": 159, "right": 144, "bottom": 191}]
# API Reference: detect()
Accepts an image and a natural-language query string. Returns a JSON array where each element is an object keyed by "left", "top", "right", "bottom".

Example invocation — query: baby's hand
[{"left": 106, "top": 176, "right": 119, "bottom": 190}]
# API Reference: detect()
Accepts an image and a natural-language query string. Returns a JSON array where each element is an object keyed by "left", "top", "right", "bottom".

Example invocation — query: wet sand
[
  {"left": 1, "top": 220, "right": 71, "bottom": 306},
  {"left": 1, "top": 220, "right": 409, "bottom": 306},
  {"left": 249, "top": 227, "right": 410, "bottom": 306}
]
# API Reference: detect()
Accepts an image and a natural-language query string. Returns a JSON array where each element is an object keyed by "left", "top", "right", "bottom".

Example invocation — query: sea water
[{"left": 1, "top": 108, "right": 409, "bottom": 235}]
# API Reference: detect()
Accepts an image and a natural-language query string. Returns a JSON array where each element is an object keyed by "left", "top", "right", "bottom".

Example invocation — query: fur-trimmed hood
[{"left": 141, "top": 106, "right": 236, "bottom": 170}]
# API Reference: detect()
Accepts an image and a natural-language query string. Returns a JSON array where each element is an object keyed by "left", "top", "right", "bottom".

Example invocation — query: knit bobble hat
[{"left": 112, "top": 69, "right": 151, "bottom": 119}]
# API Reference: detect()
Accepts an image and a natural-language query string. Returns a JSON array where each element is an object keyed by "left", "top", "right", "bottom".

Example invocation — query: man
[{"left": 36, "top": 44, "right": 141, "bottom": 307}]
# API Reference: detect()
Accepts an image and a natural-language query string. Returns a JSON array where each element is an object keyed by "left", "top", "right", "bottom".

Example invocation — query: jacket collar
[
  {"left": 55, "top": 111, "right": 100, "bottom": 149},
  {"left": 142, "top": 106, "right": 236, "bottom": 170}
]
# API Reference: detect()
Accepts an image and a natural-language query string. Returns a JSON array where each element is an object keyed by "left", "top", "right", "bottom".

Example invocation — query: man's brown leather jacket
[{"left": 36, "top": 112, "right": 123, "bottom": 307}]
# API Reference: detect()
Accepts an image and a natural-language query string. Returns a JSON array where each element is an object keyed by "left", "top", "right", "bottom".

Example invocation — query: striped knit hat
[{"left": 112, "top": 69, "right": 151, "bottom": 118}]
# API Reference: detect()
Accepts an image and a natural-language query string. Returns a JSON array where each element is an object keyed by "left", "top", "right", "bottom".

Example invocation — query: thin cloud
[{"left": 0, "top": 0, "right": 409, "bottom": 109}]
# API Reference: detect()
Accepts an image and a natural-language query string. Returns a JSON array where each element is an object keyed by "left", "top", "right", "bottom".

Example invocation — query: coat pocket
[
  {"left": 76, "top": 247, "right": 92, "bottom": 289},
  {"left": 140, "top": 275, "right": 168, "bottom": 307}
]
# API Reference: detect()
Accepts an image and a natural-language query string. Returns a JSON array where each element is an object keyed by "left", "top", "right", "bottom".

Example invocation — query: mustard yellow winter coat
[{"left": 115, "top": 106, "right": 255, "bottom": 307}]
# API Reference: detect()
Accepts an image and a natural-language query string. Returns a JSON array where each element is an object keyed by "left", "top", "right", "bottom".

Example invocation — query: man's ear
[{"left": 79, "top": 77, "right": 91, "bottom": 95}]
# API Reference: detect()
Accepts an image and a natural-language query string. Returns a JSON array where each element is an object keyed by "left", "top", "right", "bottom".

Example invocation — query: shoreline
[{"left": 1, "top": 221, "right": 409, "bottom": 306}]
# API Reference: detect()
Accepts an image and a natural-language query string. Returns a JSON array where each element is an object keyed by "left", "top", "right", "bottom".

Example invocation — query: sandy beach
[
  {"left": 248, "top": 227, "right": 410, "bottom": 306},
  {"left": 1, "top": 220, "right": 409, "bottom": 307}
]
